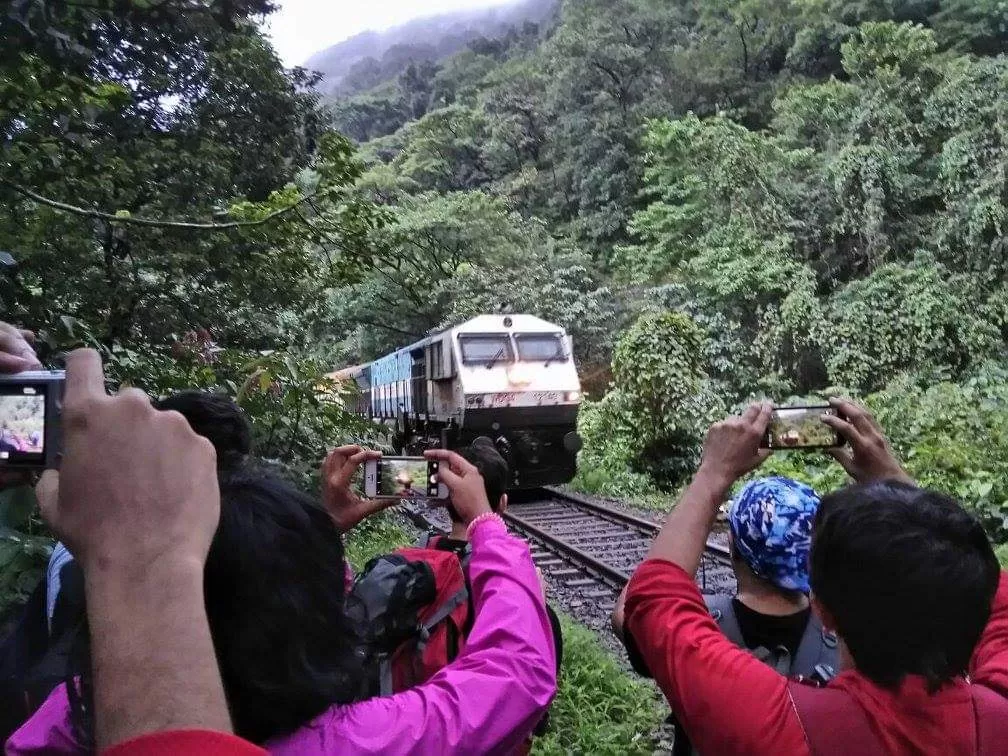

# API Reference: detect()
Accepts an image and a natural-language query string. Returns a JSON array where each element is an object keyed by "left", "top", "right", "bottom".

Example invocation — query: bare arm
[
  {"left": 646, "top": 403, "right": 772, "bottom": 574},
  {"left": 39, "top": 349, "right": 231, "bottom": 747}
]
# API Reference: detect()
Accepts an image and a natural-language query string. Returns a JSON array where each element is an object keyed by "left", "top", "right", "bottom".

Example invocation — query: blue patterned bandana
[{"left": 728, "top": 477, "right": 820, "bottom": 593}]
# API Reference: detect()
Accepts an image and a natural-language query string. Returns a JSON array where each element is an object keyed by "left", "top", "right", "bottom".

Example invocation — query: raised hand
[
  {"left": 36, "top": 348, "right": 231, "bottom": 748},
  {"left": 321, "top": 444, "right": 388, "bottom": 533},
  {"left": 698, "top": 402, "right": 774, "bottom": 487},
  {"left": 424, "top": 449, "right": 493, "bottom": 525},
  {"left": 39, "top": 349, "right": 221, "bottom": 575},
  {"left": 821, "top": 398, "right": 912, "bottom": 484}
]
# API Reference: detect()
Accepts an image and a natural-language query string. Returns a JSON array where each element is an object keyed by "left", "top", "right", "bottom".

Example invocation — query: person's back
[{"left": 621, "top": 399, "right": 1008, "bottom": 755}]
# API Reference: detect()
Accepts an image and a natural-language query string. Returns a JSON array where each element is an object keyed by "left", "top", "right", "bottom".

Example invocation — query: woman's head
[{"left": 204, "top": 470, "right": 366, "bottom": 743}]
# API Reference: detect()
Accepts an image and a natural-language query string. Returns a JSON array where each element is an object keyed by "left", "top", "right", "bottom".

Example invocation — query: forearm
[
  {"left": 85, "top": 559, "right": 231, "bottom": 749},
  {"left": 646, "top": 466, "right": 732, "bottom": 578}
]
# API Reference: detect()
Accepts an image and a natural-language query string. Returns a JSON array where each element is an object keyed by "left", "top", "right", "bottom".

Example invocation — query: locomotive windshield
[
  {"left": 459, "top": 334, "right": 514, "bottom": 366},
  {"left": 515, "top": 333, "right": 568, "bottom": 363}
]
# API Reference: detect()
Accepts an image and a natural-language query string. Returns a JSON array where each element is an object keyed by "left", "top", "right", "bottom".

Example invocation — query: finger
[
  {"left": 64, "top": 349, "right": 106, "bottom": 404},
  {"left": 36, "top": 470, "right": 60, "bottom": 526},
  {"left": 821, "top": 414, "right": 865, "bottom": 447},
  {"left": 18, "top": 330, "right": 36, "bottom": 344},
  {"left": 333, "top": 449, "right": 373, "bottom": 489},
  {"left": 0, "top": 353, "right": 36, "bottom": 374},
  {"left": 829, "top": 397, "right": 876, "bottom": 434},
  {"left": 425, "top": 448, "right": 477, "bottom": 476},
  {"left": 333, "top": 444, "right": 362, "bottom": 459},
  {"left": 433, "top": 462, "right": 462, "bottom": 490},
  {"left": 741, "top": 403, "right": 763, "bottom": 424},
  {"left": 826, "top": 447, "right": 857, "bottom": 477},
  {"left": 755, "top": 402, "right": 773, "bottom": 430},
  {"left": 755, "top": 449, "right": 773, "bottom": 466}
]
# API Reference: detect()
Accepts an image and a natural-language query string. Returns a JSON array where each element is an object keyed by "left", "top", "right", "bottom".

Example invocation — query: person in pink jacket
[{"left": 7, "top": 448, "right": 557, "bottom": 755}]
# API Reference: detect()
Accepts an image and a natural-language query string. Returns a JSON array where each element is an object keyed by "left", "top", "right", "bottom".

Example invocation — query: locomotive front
[{"left": 451, "top": 315, "right": 583, "bottom": 488}]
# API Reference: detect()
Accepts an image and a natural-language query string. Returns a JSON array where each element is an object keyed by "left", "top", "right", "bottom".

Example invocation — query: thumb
[
  {"left": 755, "top": 449, "right": 773, "bottom": 465},
  {"left": 36, "top": 470, "right": 60, "bottom": 526}
]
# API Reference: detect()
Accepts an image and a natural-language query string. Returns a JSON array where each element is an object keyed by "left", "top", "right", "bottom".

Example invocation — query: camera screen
[
  {"left": 767, "top": 406, "right": 841, "bottom": 449},
  {"left": 378, "top": 458, "right": 440, "bottom": 498},
  {"left": 0, "top": 384, "right": 46, "bottom": 465}
]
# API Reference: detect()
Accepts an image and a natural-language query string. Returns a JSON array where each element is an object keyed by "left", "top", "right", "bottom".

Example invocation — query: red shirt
[
  {"left": 624, "top": 561, "right": 1008, "bottom": 755},
  {"left": 103, "top": 731, "right": 265, "bottom": 755}
]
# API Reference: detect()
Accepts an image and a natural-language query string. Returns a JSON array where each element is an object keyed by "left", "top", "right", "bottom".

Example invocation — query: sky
[{"left": 265, "top": 0, "right": 518, "bottom": 66}]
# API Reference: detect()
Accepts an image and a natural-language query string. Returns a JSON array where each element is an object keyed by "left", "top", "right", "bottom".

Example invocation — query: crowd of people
[{"left": 0, "top": 317, "right": 1005, "bottom": 755}]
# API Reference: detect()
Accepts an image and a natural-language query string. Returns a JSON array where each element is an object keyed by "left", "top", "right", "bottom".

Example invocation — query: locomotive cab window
[
  {"left": 515, "top": 333, "right": 568, "bottom": 363},
  {"left": 459, "top": 334, "right": 514, "bottom": 366}
]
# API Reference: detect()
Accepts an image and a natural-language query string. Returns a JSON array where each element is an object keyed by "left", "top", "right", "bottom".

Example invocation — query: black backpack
[
  {"left": 0, "top": 558, "right": 86, "bottom": 743},
  {"left": 670, "top": 595, "right": 839, "bottom": 756}
]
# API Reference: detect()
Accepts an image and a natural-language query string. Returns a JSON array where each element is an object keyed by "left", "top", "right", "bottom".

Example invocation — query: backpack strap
[
  {"left": 791, "top": 612, "right": 839, "bottom": 679},
  {"left": 788, "top": 681, "right": 878, "bottom": 754},
  {"left": 420, "top": 587, "right": 468, "bottom": 638},
  {"left": 703, "top": 594, "right": 746, "bottom": 647}
]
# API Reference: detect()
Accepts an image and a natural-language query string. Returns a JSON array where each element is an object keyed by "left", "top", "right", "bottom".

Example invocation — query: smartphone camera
[
  {"left": 0, "top": 370, "right": 65, "bottom": 470},
  {"left": 366, "top": 456, "right": 448, "bottom": 500},
  {"left": 763, "top": 405, "right": 844, "bottom": 450}
]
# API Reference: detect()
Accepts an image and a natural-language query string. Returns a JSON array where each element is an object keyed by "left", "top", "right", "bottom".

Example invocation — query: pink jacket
[{"left": 6, "top": 519, "right": 557, "bottom": 755}]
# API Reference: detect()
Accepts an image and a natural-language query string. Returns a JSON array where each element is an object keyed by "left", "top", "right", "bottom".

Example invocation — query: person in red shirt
[{"left": 619, "top": 399, "right": 1008, "bottom": 755}]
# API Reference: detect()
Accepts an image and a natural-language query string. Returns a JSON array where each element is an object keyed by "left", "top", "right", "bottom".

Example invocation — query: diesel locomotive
[{"left": 333, "top": 314, "right": 583, "bottom": 489}]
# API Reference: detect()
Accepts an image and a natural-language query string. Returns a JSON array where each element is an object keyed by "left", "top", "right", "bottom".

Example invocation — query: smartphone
[
  {"left": 763, "top": 405, "right": 845, "bottom": 450},
  {"left": 363, "top": 456, "right": 449, "bottom": 500},
  {"left": 0, "top": 370, "right": 64, "bottom": 470}
]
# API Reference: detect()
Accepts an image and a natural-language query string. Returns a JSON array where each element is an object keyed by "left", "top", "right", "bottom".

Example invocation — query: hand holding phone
[
  {"left": 762, "top": 405, "right": 845, "bottom": 450},
  {"left": 820, "top": 398, "right": 912, "bottom": 484},
  {"left": 363, "top": 456, "right": 449, "bottom": 501}
]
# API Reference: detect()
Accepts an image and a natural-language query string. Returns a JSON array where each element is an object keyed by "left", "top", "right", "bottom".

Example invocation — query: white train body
[{"left": 335, "top": 314, "right": 583, "bottom": 488}]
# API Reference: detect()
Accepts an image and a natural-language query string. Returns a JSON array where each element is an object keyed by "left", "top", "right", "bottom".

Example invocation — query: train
[{"left": 333, "top": 314, "right": 583, "bottom": 489}]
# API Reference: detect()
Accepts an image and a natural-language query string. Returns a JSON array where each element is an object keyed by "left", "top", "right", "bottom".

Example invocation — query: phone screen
[
  {"left": 0, "top": 383, "right": 47, "bottom": 466},
  {"left": 766, "top": 406, "right": 843, "bottom": 449},
  {"left": 377, "top": 457, "right": 441, "bottom": 498}
]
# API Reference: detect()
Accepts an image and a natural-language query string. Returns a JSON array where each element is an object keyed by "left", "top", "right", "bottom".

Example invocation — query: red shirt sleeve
[
  {"left": 102, "top": 731, "right": 266, "bottom": 756},
  {"left": 970, "top": 570, "right": 1008, "bottom": 694},
  {"left": 624, "top": 559, "right": 809, "bottom": 755}
]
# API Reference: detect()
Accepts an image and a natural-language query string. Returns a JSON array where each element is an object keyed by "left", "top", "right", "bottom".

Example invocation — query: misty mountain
[{"left": 304, "top": 0, "right": 558, "bottom": 97}]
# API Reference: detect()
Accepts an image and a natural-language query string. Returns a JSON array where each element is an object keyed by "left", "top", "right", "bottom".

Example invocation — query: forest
[{"left": 1, "top": 0, "right": 1007, "bottom": 649}]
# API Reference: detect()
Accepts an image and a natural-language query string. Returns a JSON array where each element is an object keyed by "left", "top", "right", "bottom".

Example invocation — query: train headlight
[
  {"left": 566, "top": 391, "right": 581, "bottom": 402},
  {"left": 506, "top": 362, "right": 534, "bottom": 387}
]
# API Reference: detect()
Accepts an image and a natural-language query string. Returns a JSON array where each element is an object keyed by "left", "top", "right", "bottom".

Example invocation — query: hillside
[{"left": 305, "top": 0, "right": 559, "bottom": 96}]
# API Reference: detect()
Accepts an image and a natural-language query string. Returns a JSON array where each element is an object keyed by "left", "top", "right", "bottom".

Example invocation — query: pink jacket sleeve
[{"left": 268, "top": 518, "right": 557, "bottom": 755}]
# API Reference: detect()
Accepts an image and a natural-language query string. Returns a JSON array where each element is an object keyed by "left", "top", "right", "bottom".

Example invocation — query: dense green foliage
[
  {"left": 534, "top": 614, "right": 665, "bottom": 755},
  {"left": 3, "top": 0, "right": 1008, "bottom": 614}
]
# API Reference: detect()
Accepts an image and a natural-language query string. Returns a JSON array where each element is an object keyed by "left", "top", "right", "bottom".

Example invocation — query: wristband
[{"left": 466, "top": 512, "right": 504, "bottom": 539}]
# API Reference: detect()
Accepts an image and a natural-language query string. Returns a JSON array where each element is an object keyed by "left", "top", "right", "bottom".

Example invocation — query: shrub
[
  {"left": 534, "top": 614, "right": 664, "bottom": 755},
  {"left": 822, "top": 258, "right": 1001, "bottom": 393}
]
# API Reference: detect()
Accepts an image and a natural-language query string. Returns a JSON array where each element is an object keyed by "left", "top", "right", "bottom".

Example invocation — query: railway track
[{"left": 404, "top": 487, "right": 735, "bottom": 615}]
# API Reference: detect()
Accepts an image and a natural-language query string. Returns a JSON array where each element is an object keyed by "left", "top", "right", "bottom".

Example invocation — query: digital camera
[{"left": 0, "top": 370, "right": 65, "bottom": 470}]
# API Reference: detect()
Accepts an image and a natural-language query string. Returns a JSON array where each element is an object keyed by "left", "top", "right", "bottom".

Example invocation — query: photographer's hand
[
  {"left": 0, "top": 322, "right": 41, "bottom": 373},
  {"left": 424, "top": 449, "right": 492, "bottom": 525},
  {"left": 39, "top": 349, "right": 231, "bottom": 748},
  {"left": 630, "top": 403, "right": 772, "bottom": 591},
  {"left": 821, "top": 398, "right": 912, "bottom": 484},
  {"left": 697, "top": 402, "right": 774, "bottom": 488},
  {"left": 321, "top": 445, "right": 389, "bottom": 533}
]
